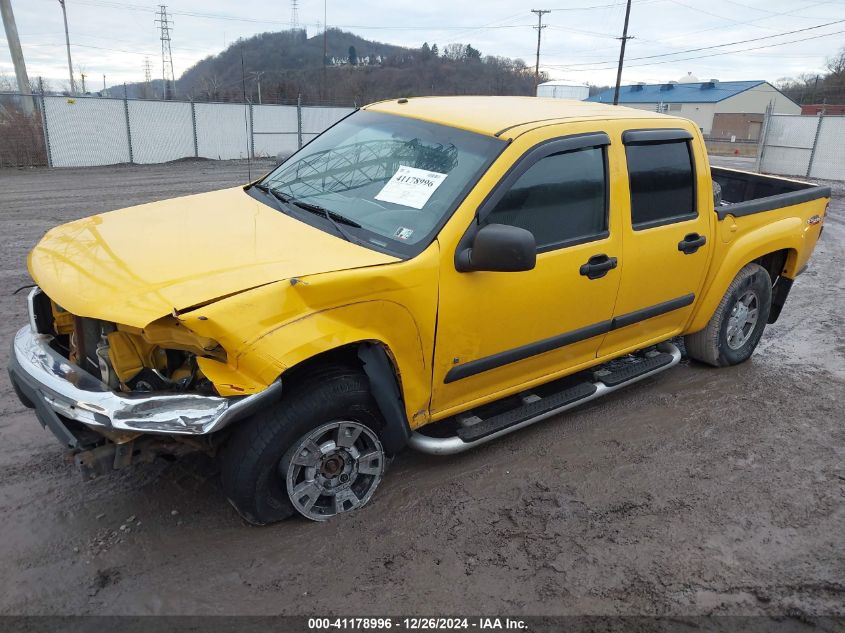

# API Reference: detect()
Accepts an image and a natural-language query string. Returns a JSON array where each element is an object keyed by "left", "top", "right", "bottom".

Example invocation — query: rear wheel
[
  {"left": 685, "top": 263, "right": 772, "bottom": 367},
  {"left": 220, "top": 369, "right": 387, "bottom": 524}
]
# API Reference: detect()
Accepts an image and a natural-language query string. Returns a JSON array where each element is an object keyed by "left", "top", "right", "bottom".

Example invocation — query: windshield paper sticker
[
  {"left": 375, "top": 165, "right": 448, "bottom": 209},
  {"left": 393, "top": 227, "right": 414, "bottom": 241}
]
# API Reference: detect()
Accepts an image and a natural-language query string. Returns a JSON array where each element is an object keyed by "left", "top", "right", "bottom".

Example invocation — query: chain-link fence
[
  {"left": 0, "top": 92, "right": 354, "bottom": 168},
  {"left": 757, "top": 113, "right": 845, "bottom": 181},
  {"left": 0, "top": 93, "right": 46, "bottom": 168}
]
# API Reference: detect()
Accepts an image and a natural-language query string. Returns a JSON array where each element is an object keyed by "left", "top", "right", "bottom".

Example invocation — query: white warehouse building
[
  {"left": 587, "top": 79, "right": 800, "bottom": 139},
  {"left": 536, "top": 80, "right": 590, "bottom": 101}
]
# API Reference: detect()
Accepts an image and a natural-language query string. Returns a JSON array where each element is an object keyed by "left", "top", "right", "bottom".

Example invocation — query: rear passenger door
[{"left": 597, "top": 127, "right": 712, "bottom": 358}]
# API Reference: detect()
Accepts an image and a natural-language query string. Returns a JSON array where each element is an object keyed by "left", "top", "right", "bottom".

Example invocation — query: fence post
[
  {"left": 123, "top": 83, "right": 134, "bottom": 164},
  {"left": 190, "top": 99, "right": 199, "bottom": 158},
  {"left": 755, "top": 102, "right": 773, "bottom": 173},
  {"left": 248, "top": 101, "right": 255, "bottom": 159},
  {"left": 805, "top": 113, "right": 824, "bottom": 179},
  {"left": 37, "top": 77, "right": 53, "bottom": 168},
  {"left": 297, "top": 94, "right": 303, "bottom": 150}
]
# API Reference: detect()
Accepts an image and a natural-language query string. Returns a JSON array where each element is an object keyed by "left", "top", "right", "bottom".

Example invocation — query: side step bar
[{"left": 408, "top": 342, "right": 682, "bottom": 456}]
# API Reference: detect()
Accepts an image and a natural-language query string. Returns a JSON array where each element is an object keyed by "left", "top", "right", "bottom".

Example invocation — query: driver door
[{"left": 431, "top": 129, "right": 623, "bottom": 417}]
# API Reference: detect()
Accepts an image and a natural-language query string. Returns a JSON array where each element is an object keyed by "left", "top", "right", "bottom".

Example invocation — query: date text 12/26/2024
[{"left": 308, "top": 617, "right": 528, "bottom": 630}]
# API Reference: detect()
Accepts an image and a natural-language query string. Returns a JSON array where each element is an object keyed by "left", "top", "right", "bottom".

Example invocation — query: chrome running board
[{"left": 408, "top": 342, "right": 682, "bottom": 456}]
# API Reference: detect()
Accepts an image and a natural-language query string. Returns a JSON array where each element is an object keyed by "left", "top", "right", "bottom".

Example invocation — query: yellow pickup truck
[{"left": 9, "top": 97, "right": 829, "bottom": 523}]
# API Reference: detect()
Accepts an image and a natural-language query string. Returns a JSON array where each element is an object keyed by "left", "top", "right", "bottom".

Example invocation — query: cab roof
[{"left": 364, "top": 96, "right": 677, "bottom": 138}]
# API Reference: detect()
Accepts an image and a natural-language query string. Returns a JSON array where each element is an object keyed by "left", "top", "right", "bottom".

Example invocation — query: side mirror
[{"left": 456, "top": 223, "right": 536, "bottom": 273}]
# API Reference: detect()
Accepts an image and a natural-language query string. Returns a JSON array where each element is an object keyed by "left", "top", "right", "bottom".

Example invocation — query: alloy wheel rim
[
  {"left": 726, "top": 290, "right": 759, "bottom": 350},
  {"left": 285, "top": 420, "right": 384, "bottom": 521}
]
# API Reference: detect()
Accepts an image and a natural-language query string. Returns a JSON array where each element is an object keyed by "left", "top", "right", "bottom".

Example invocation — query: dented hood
[{"left": 28, "top": 186, "right": 398, "bottom": 328}]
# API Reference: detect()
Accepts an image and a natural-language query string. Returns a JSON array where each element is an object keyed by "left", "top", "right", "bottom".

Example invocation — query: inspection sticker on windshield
[
  {"left": 393, "top": 226, "right": 414, "bottom": 241},
  {"left": 375, "top": 165, "right": 448, "bottom": 209}
]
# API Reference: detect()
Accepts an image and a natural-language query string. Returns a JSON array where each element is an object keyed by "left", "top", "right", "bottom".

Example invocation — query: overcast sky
[{"left": 2, "top": 0, "right": 844, "bottom": 91}]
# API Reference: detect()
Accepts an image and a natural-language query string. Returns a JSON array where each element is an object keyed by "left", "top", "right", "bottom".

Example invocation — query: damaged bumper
[{"left": 8, "top": 326, "right": 282, "bottom": 446}]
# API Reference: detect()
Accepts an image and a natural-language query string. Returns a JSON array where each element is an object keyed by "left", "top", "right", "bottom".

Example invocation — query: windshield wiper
[
  {"left": 252, "top": 183, "right": 360, "bottom": 243},
  {"left": 287, "top": 199, "right": 362, "bottom": 228},
  {"left": 285, "top": 197, "right": 361, "bottom": 244},
  {"left": 252, "top": 182, "right": 293, "bottom": 213}
]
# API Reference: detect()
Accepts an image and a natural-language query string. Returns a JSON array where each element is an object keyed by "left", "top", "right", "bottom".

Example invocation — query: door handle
[
  {"left": 678, "top": 233, "right": 706, "bottom": 254},
  {"left": 579, "top": 254, "right": 618, "bottom": 280}
]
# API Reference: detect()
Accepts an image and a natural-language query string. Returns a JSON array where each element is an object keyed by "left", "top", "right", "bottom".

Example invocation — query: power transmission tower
[
  {"left": 291, "top": 0, "right": 299, "bottom": 30},
  {"left": 58, "top": 0, "right": 76, "bottom": 94},
  {"left": 155, "top": 5, "right": 175, "bottom": 99},
  {"left": 531, "top": 9, "right": 550, "bottom": 93},
  {"left": 142, "top": 56, "right": 153, "bottom": 97},
  {"left": 612, "top": 0, "right": 633, "bottom": 106},
  {"left": 0, "top": 0, "right": 34, "bottom": 114}
]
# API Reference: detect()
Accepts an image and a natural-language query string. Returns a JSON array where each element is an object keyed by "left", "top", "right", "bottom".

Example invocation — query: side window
[
  {"left": 484, "top": 146, "right": 607, "bottom": 250},
  {"left": 625, "top": 140, "right": 696, "bottom": 229}
]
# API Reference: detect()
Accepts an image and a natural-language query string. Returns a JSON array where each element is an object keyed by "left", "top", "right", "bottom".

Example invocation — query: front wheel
[
  {"left": 219, "top": 369, "right": 387, "bottom": 524},
  {"left": 283, "top": 420, "right": 385, "bottom": 521},
  {"left": 685, "top": 263, "right": 772, "bottom": 367}
]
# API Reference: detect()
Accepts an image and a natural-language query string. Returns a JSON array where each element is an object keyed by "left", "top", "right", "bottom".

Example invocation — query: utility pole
[
  {"left": 80, "top": 72, "right": 86, "bottom": 93},
  {"left": 531, "top": 9, "right": 550, "bottom": 93},
  {"left": 0, "top": 0, "right": 35, "bottom": 114},
  {"left": 322, "top": 0, "right": 328, "bottom": 99},
  {"left": 612, "top": 0, "right": 633, "bottom": 106},
  {"left": 58, "top": 0, "right": 76, "bottom": 94},
  {"left": 155, "top": 5, "right": 175, "bottom": 99},
  {"left": 251, "top": 71, "right": 265, "bottom": 104}
]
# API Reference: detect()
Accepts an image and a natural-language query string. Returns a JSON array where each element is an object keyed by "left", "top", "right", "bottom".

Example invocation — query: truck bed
[{"left": 712, "top": 166, "right": 830, "bottom": 220}]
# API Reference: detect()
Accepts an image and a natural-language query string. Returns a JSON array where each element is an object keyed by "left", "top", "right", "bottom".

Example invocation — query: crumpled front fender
[{"left": 238, "top": 300, "right": 430, "bottom": 428}]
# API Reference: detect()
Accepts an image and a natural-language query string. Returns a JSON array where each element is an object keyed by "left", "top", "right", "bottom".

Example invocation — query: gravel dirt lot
[{"left": 0, "top": 159, "right": 842, "bottom": 617}]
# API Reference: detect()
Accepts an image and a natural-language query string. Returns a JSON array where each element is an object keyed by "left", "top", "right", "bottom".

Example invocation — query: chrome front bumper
[{"left": 8, "top": 326, "right": 282, "bottom": 442}]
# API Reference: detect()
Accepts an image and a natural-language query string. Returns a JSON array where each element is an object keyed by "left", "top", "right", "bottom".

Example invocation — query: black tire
[
  {"left": 219, "top": 368, "right": 385, "bottom": 525},
  {"left": 685, "top": 263, "right": 772, "bottom": 367}
]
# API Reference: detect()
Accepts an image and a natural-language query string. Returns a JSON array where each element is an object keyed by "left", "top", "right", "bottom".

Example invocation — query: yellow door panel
[
  {"left": 433, "top": 239, "right": 620, "bottom": 415},
  {"left": 431, "top": 124, "right": 622, "bottom": 416},
  {"left": 598, "top": 125, "right": 714, "bottom": 358}
]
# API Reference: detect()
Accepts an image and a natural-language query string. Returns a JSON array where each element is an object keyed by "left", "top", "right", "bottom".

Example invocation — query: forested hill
[{"left": 167, "top": 28, "right": 539, "bottom": 104}]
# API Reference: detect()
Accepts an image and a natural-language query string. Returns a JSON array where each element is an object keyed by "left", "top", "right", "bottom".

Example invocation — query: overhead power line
[
  {"left": 72, "top": 1, "right": 536, "bottom": 31},
  {"left": 544, "top": 26, "right": 845, "bottom": 71},
  {"left": 666, "top": 0, "right": 780, "bottom": 32},
  {"left": 546, "top": 0, "right": 662, "bottom": 10},
  {"left": 552, "top": 17, "right": 845, "bottom": 68}
]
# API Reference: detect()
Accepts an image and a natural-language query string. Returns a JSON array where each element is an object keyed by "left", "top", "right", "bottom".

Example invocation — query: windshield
[{"left": 258, "top": 110, "right": 505, "bottom": 256}]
